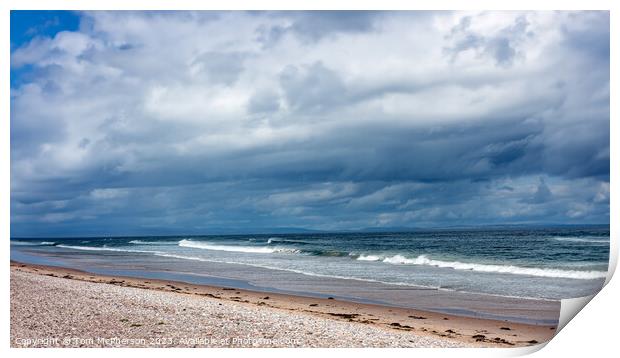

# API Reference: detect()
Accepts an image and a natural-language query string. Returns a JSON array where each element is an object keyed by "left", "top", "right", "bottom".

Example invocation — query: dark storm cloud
[{"left": 10, "top": 11, "right": 609, "bottom": 236}]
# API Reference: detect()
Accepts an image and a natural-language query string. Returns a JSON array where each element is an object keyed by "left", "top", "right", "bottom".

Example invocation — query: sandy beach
[{"left": 10, "top": 262, "right": 556, "bottom": 348}]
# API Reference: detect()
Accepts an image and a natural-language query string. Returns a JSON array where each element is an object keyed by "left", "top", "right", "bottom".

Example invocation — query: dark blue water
[{"left": 11, "top": 226, "right": 609, "bottom": 300}]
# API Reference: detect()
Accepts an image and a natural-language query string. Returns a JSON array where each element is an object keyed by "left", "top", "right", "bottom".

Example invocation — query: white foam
[
  {"left": 552, "top": 237, "right": 609, "bottom": 244},
  {"left": 179, "top": 239, "right": 283, "bottom": 254},
  {"left": 356, "top": 254, "right": 382, "bottom": 261},
  {"left": 155, "top": 253, "right": 207, "bottom": 261},
  {"left": 10, "top": 240, "right": 56, "bottom": 246},
  {"left": 11, "top": 241, "right": 39, "bottom": 246},
  {"left": 129, "top": 240, "right": 177, "bottom": 245},
  {"left": 277, "top": 248, "right": 302, "bottom": 254},
  {"left": 56, "top": 245, "right": 160, "bottom": 254},
  {"left": 267, "top": 237, "right": 309, "bottom": 245},
  {"left": 381, "top": 254, "right": 607, "bottom": 280}
]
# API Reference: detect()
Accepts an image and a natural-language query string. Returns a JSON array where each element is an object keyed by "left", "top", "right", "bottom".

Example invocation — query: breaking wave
[
  {"left": 11, "top": 240, "right": 57, "bottom": 246},
  {"left": 552, "top": 237, "right": 609, "bottom": 244},
  {"left": 49, "top": 240, "right": 609, "bottom": 281},
  {"left": 266, "top": 237, "right": 312, "bottom": 245},
  {"left": 56, "top": 245, "right": 160, "bottom": 254},
  {"left": 356, "top": 254, "right": 382, "bottom": 261},
  {"left": 129, "top": 240, "right": 178, "bottom": 245},
  {"left": 375, "top": 254, "right": 607, "bottom": 280},
  {"left": 153, "top": 253, "right": 438, "bottom": 289},
  {"left": 178, "top": 239, "right": 299, "bottom": 254}
]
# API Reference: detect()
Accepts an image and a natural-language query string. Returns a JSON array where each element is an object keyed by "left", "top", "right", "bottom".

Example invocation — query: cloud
[
  {"left": 445, "top": 14, "right": 532, "bottom": 67},
  {"left": 247, "top": 89, "right": 280, "bottom": 114},
  {"left": 10, "top": 11, "right": 609, "bottom": 236},
  {"left": 256, "top": 10, "right": 379, "bottom": 47},
  {"left": 279, "top": 61, "right": 347, "bottom": 113},
  {"left": 520, "top": 177, "right": 553, "bottom": 204},
  {"left": 190, "top": 51, "right": 249, "bottom": 86},
  {"left": 90, "top": 188, "right": 129, "bottom": 200}
]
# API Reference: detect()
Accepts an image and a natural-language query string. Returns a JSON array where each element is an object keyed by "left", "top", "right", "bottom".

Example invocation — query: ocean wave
[
  {"left": 267, "top": 237, "right": 312, "bottom": 245},
  {"left": 128, "top": 240, "right": 178, "bottom": 245},
  {"left": 11, "top": 241, "right": 39, "bottom": 246},
  {"left": 153, "top": 253, "right": 439, "bottom": 289},
  {"left": 11, "top": 240, "right": 57, "bottom": 246},
  {"left": 178, "top": 239, "right": 607, "bottom": 280},
  {"left": 379, "top": 254, "right": 607, "bottom": 280},
  {"left": 308, "top": 250, "right": 350, "bottom": 257},
  {"left": 178, "top": 239, "right": 299, "bottom": 254},
  {"left": 552, "top": 237, "right": 609, "bottom": 244},
  {"left": 180, "top": 239, "right": 342, "bottom": 257},
  {"left": 56, "top": 244, "right": 160, "bottom": 254},
  {"left": 151, "top": 252, "right": 561, "bottom": 301},
  {"left": 356, "top": 254, "right": 382, "bottom": 261},
  {"left": 155, "top": 253, "right": 207, "bottom": 261}
]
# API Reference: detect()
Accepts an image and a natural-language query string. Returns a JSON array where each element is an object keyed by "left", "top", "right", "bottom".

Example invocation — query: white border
[{"left": 2, "top": 1, "right": 616, "bottom": 357}]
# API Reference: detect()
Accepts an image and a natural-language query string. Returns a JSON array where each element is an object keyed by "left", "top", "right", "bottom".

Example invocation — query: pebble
[{"left": 11, "top": 270, "right": 467, "bottom": 348}]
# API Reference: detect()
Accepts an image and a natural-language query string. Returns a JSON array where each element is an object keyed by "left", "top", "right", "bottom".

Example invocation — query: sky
[{"left": 10, "top": 11, "right": 610, "bottom": 237}]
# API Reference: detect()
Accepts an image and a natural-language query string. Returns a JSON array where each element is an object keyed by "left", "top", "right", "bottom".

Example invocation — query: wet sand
[{"left": 11, "top": 261, "right": 556, "bottom": 347}]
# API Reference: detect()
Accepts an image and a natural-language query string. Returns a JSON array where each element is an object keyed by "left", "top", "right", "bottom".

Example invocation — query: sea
[{"left": 11, "top": 226, "right": 609, "bottom": 306}]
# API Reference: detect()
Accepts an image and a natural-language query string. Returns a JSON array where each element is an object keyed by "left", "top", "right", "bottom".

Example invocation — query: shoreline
[
  {"left": 10, "top": 248, "right": 563, "bottom": 325},
  {"left": 11, "top": 261, "right": 557, "bottom": 347}
]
